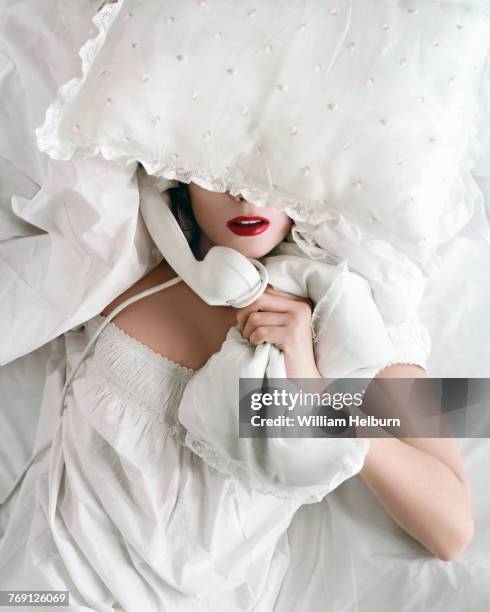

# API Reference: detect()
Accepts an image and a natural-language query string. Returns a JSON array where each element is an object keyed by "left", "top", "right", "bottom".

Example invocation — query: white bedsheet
[{"left": 1, "top": 0, "right": 490, "bottom": 609}]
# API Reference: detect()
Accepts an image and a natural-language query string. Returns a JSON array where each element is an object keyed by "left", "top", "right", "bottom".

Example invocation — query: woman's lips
[{"left": 226, "top": 216, "right": 270, "bottom": 236}]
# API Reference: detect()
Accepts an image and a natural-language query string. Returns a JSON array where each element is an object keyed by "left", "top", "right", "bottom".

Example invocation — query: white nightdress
[{"left": 0, "top": 277, "right": 367, "bottom": 612}]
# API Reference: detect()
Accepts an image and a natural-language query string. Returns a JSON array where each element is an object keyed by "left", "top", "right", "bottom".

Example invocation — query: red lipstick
[{"left": 226, "top": 216, "right": 270, "bottom": 236}]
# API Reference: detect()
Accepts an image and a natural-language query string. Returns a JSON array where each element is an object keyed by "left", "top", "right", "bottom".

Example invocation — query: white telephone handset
[{"left": 137, "top": 166, "right": 269, "bottom": 308}]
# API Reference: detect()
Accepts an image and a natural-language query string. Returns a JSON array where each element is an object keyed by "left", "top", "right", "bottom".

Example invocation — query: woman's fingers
[
  {"left": 248, "top": 325, "right": 288, "bottom": 350},
  {"left": 241, "top": 311, "right": 288, "bottom": 340},
  {"left": 235, "top": 287, "right": 320, "bottom": 377},
  {"left": 236, "top": 286, "right": 311, "bottom": 330}
]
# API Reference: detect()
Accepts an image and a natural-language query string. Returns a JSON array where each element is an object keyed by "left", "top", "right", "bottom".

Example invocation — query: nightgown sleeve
[{"left": 177, "top": 324, "right": 369, "bottom": 506}]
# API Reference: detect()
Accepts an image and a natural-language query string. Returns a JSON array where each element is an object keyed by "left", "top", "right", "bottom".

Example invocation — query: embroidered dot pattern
[{"left": 63, "top": 0, "right": 487, "bottom": 287}]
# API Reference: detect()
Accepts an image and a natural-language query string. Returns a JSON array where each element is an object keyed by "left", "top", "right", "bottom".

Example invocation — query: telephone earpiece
[{"left": 137, "top": 166, "right": 269, "bottom": 308}]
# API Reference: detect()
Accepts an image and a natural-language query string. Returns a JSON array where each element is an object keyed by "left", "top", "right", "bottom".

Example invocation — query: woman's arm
[
  {"left": 236, "top": 291, "right": 474, "bottom": 560},
  {"left": 359, "top": 363, "right": 474, "bottom": 561}
]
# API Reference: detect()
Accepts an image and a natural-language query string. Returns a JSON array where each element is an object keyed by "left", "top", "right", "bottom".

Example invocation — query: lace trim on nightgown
[
  {"left": 93, "top": 313, "right": 196, "bottom": 376},
  {"left": 85, "top": 314, "right": 195, "bottom": 431},
  {"left": 181, "top": 434, "right": 369, "bottom": 505}
]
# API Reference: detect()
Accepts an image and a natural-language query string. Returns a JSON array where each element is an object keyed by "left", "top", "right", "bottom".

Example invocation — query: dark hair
[
  {"left": 136, "top": 160, "right": 201, "bottom": 256},
  {"left": 167, "top": 182, "right": 201, "bottom": 256}
]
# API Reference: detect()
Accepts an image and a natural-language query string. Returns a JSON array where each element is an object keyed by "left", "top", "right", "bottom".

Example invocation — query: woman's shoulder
[
  {"left": 100, "top": 260, "right": 238, "bottom": 371},
  {"left": 100, "top": 260, "right": 178, "bottom": 319},
  {"left": 100, "top": 260, "right": 198, "bottom": 368}
]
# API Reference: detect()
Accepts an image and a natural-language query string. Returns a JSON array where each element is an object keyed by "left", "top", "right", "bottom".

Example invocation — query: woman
[
  {"left": 0, "top": 176, "right": 474, "bottom": 611},
  {"left": 103, "top": 178, "right": 474, "bottom": 564}
]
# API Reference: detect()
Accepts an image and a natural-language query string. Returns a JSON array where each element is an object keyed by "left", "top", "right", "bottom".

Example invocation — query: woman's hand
[{"left": 235, "top": 285, "right": 322, "bottom": 379}]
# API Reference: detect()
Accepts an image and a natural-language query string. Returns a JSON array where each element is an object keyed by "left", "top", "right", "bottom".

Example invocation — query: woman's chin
[{"left": 226, "top": 240, "right": 280, "bottom": 259}]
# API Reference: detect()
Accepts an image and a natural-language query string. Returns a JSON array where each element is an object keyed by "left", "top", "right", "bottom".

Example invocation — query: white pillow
[
  {"left": 35, "top": 0, "right": 490, "bottom": 373},
  {"left": 36, "top": 0, "right": 489, "bottom": 254}
]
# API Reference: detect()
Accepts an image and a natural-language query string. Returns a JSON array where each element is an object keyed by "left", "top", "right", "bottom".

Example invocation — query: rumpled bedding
[
  {"left": 1, "top": 1, "right": 490, "bottom": 610},
  {"left": 0, "top": 0, "right": 159, "bottom": 367}
]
